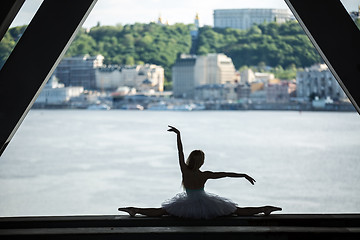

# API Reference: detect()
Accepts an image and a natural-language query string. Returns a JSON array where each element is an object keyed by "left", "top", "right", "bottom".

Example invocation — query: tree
[
  {"left": 196, "top": 20, "right": 321, "bottom": 69},
  {"left": 247, "top": 25, "right": 262, "bottom": 35},
  {"left": 271, "top": 64, "right": 297, "bottom": 80},
  {"left": 125, "top": 55, "right": 135, "bottom": 65},
  {"left": 355, "top": 19, "right": 360, "bottom": 30},
  {"left": 0, "top": 32, "right": 15, "bottom": 68},
  {"left": 65, "top": 33, "right": 97, "bottom": 56},
  {"left": 8, "top": 25, "right": 27, "bottom": 40}
]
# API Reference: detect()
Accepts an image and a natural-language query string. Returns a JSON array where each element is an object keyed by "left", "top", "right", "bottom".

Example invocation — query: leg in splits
[
  {"left": 118, "top": 207, "right": 168, "bottom": 217},
  {"left": 235, "top": 206, "right": 282, "bottom": 216}
]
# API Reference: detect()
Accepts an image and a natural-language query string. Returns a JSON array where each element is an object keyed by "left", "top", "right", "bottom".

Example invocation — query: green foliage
[
  {"left": 8, "top": 25, "right": 27, "bottom": 40},
  {"left": 65, "top": 32, "right": 97, "bottom": 56},
  {"left": 355, "top": 19, "right": 360, "bottom": 30},
  {"left": 195, "top": 21, "right": 321, "bottom": 69},
  {"left": 0, "top": 32, "right": 15, "bottom": 68},
  {"left": 163, "top": 77, "right": 172, "bottom": 90},
  {"left": 271, "top": 64, "right": 297, "bottom": 80},
  {"left": 197, "top": 26, "right": 242, "bottom": 55},
  {"left": 0, "top": 25, "right": 26, "bottom": 68}
]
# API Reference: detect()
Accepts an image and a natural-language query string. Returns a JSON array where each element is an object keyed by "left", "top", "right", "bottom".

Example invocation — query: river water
[{"left": 0, "top": 110, "right": 359, "bottom": 216}]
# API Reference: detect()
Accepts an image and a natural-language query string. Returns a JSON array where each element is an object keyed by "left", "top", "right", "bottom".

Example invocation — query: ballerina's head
[{"left": 186, "top": 150, "right": 205, "bottom": 170}]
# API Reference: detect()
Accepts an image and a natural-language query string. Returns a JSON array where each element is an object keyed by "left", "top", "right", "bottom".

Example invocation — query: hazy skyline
[{"left": 10, "top": 0, "right": 360, "bottom": 28}]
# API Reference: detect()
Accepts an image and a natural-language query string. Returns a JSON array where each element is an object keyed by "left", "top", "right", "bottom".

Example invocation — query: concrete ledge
[
  {"left": 2, "top": 214, "right": 360, "bottom": 228},
  {"left": 0, "top": 214, "right": 360, "bottom": 240}
]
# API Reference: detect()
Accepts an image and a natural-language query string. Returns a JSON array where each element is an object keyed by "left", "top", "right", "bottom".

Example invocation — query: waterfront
[{"left": 0, "top": 110, "right": 360, "bottom": 216}]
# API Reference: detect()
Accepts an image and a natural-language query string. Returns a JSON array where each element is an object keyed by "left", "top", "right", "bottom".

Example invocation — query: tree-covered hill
[
  {"left": 1, "top": 20, "right": 331, "bottom": 84},
  {"left": 196, "top": 21, "right": 322, "bottom": 69}
]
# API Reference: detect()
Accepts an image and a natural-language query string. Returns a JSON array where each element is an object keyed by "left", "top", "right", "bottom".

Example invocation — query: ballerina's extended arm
[
  {"left": 167, "top": 125, "right": 186, "bottom": 171},
  {"left": 204, "top": 171, "right": 256, "bottom": 185}
]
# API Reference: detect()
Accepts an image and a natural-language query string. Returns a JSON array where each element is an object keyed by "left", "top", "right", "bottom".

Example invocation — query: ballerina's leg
[
  {"left": 235, "top": 206, "right": 282, "bottom": 216},
  {"left": 118, "top": 207, "right": 167, "bottom": 217}
]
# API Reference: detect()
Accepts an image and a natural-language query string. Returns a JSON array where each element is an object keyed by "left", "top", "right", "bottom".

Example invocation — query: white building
[
  {"left": 195, "top": 83, "right": 239, "bottom": 102},
  {"left": 172, "top": 53, "right": 236, "bottom": 98},
  {"left": 296, "top": 64, "right": 346, "bottom": 102},
  {"left": 36, "top": 76, "right": 84, "bottom": 105},
  {"left": 95, "top": 64, "right": 164, "bottom": 92},
  {"left": 240, "top": 68, "right": 275, "bottom": 84},
  {"left": 240, "top": 68, "right": 255, "bottom": 84},
  {"left": 95, "top": 66, "right": 121, "bottom": 90},
  {"left": 195, "top": 53, "right": 236, "bottom": 85},
  {"left": 214, "top": 9, "right": 293, "bottom": 30},
  {"left": 254, "top": 72, "right": 275, "bottom": 82}
]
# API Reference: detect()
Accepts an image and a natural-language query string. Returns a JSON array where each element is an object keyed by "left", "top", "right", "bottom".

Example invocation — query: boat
[
  {"left": 147, "top": 101, "right": 169, "bottom": 110},
  {"left": 121, "top": 104, "right": 144, "bottom": 110},
  {"left": 87, "top": 103, "right": 111, "bottom": 110}
]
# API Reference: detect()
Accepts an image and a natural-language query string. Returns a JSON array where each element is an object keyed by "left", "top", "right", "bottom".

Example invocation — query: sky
[{"left": 10, "top": 0, "right": 360, "bottom": 28}]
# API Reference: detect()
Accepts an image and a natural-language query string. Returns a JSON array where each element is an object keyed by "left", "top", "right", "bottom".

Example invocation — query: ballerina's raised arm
[{"left": 167, "top": 125, "right": 186, "bottom": 172}]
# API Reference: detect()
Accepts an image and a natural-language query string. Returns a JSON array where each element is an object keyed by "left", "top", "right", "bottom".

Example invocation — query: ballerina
[{"left": 118, "top": 125, "right": 281, "bottom": 219}]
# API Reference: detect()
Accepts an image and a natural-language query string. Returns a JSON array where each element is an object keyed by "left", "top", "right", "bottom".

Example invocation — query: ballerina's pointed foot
[
  {"left": 118, "top": 207, "right": 136, "bottom": 217},
  {"left": 264, "top": 206, "right": 282, "bottom": 216}
]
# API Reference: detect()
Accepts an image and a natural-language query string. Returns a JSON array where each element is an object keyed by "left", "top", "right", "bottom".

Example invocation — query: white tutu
[{"left": 161, "top": 188, "right": 237, "bottom": 219}]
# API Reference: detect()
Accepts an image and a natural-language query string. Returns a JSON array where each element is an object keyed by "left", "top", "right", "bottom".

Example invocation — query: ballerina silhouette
[{"left": 118, "top": 125, "right": 281, "bottom": 219}]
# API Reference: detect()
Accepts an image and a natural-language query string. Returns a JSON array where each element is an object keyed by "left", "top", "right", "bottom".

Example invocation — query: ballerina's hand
[
  {"left": 167, "top": 125, "right": 180, "bottom": 134},
  {"left": 245, "top": 175, "right": 256, "bottom": 185}
]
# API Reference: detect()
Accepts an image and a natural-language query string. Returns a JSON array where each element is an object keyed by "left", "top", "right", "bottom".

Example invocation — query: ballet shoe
[
  {"left": 264, "top": 206, "right": 282, "bottom": 216},
  {"left": 118, "top": 207, "right": 136, "bottom": 217}
]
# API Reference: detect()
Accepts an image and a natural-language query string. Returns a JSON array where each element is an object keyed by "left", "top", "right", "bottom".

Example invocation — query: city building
[
  {"left": 190, "top": 13, "right": 200, "bottom": 54},
  {"left": 95, "top": 65, "right": 121, "bottom": 90},
  {"left": 172, "top": 55, "right": 197, "bottom": 98},
  {"left": 195, "top": 83, "right": 238, "bottom": 102},
  {"left": 214, "top": 9, "right": 293, "bottom": 30},
  {"left": 250, "top": 88, "right": 266, "bottom": 104},
  {"left": 195, "top": 84, "right": 224, "bottom": 101},
  {"left": 296, "top": 63, "right": 346, "bottom": 102},
  {"left": 190, "top": 13, "right": 200, "bottom": 39},
  {"left": 35, "top": 75, "right": 84, "bottom": 106},
  {"left": 172, "top": 53, "right": 236, "bottom": 98},
  {"left": 96, "top": 64, "right": 164, "bottom": 92},
  {"left": 266, "top": 80, "right": 290, "bottom": 103},
  {"left": 235, "top": 83, "right": 251, "bottom": 100},
  {"left": 240, "top": 68, "right": 256, "bottom": 84},
  {"left": 55, "top": 54, "right": 104, "bottom": 89},
  {"left": 239, "top": 68, "right": 275, "bottom": 84},
  {"left": 254, "top": 72, "right": 275, "bottom": 82},
  {"left": 288, "top": 80, "right": 297, "bottom": 99},
  {"left": 195, "top": 82, "right": 251, "bottom": 102}
]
